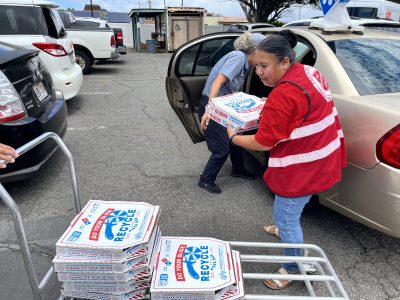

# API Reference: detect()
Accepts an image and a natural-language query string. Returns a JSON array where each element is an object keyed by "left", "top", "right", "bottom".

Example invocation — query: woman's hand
[
  {"left": 0, "top": 144, "right": 18, "bottom": 169},
  {"left": 200, "top": 111, "right": 210, "bottom": 130},
  {"left": 226, "top": 122, "right": 236, "bottom": 139}
]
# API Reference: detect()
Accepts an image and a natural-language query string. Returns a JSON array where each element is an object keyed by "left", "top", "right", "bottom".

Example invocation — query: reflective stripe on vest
[
  {"left": 289, "top": 107, "right": 337, "bottom": 140},
  {"left": 269, "top": 134, "right": 341, "bottom": 168}
]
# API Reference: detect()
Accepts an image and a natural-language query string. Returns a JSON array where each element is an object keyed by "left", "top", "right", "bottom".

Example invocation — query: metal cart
[
  {"left": 0, "top": 132, "right": 81, "bottom": 300},
  {"left": 0, "top": 133, "right": 349, "bottom": 300}
]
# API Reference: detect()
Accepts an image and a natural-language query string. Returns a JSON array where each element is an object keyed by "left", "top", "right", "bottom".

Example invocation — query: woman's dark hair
[{"left": 257, "top": 29, "right": 298, "bottom": 63}]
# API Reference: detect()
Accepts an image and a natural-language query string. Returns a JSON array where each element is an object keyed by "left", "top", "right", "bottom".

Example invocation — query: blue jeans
[{"left": 274, "top": 194, "right": 311, "bottom": 273}]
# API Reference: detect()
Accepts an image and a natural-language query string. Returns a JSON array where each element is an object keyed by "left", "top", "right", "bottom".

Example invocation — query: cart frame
[
  {"left": 0, "top": 133, "right": 349, "bottom": 300},
  {"left": 0, "top": 132, "right": 81, "bottom": 300}
]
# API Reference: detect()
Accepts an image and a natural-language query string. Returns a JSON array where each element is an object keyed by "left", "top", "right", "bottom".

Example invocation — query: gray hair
[{"left": 234, "top": 32, "right": 263, "bottom": 54}]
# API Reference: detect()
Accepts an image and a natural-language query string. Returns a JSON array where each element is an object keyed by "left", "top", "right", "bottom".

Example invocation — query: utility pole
[
  {"left": 148, "top": 0, "right": 151, "bottom": 8},
  {"left": 181, "top": 0, "right": 183, "bottom": 6},
  {"left": 90, "top": 0, "right": 93, "bottom": 17}
]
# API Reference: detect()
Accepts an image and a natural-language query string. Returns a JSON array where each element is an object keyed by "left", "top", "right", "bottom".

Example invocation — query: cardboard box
[
  {"left": 55, "top": 227, "right": 161, "bottom": 280},
  {"left": 56, "top": 224, "right": 159, "bottom": 261},
  {"left": 208, "top": 112, "right": 258, "bottom": 133},
  {"left": 60, "top": 288, "right": 146, "bottom": 300},
  {"left": 209, "top": 92, "right": 264, "bottom": 132},
  {"left": 57, "top": 266, "right": 152, "bottom": 283},
  {"left": 55, "top": 200, "right": 160, "bottom": 260},
  {"left": 62, "top": 280, "right": 150, "bottom": 294},
  {"left": 150, "top": 237, "right": 235, "bottom": 300},
  {"left": 53, "top": 252, "right": 150, "bottom": 273},
  {"left": 217, "top": 251, "right": 244, "bottom": 300}
]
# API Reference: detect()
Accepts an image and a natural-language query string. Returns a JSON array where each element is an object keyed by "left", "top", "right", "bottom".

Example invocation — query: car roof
[
  {"left": 308, "top": 26, "right": 400, "bottom": 41},
  {"left": 230, "top": 22, "right": 274, "bottom": 28},
  {"left": 284, "top": 17, "right": 400, "bottom": 27},
  {"left": 0, "top": 0, "right": 58, "bottom": 7},
  {"left": 250, "top": 26, "right": 400, "bottom": 42}
]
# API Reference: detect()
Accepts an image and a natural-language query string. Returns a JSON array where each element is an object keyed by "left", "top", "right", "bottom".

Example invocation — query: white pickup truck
[{"left": 59, "top": 11, "right": 119, "bottom": 74}]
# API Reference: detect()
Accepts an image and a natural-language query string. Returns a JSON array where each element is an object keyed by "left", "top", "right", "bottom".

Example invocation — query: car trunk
[{"left": 0, "top": 48, "right": 54, "bottom": 119}]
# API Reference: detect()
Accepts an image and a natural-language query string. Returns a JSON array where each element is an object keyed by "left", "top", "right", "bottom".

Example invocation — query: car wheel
[{"left": 75, "top": 50, "right": 92, "bottom": 74}]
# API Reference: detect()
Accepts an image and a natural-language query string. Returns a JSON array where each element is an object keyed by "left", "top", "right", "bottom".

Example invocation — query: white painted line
[
  {"left": 67, "top": 126, "right": 107, "bottom": 131},
  {"left": 79, "top": 92, "right": 111, "bottom": 95},
  {"left": 84, "top": 75, "right": 114, "bottom": 78}
]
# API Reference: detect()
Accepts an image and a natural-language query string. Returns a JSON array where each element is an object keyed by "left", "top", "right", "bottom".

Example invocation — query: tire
[{"left": 75, "top": 50, "right": 92, "bottom": 74}]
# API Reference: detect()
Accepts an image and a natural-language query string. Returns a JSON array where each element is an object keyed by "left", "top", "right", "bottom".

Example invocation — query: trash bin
[{"left": 146, "top": 39, "right": 157, "bottom": 54}]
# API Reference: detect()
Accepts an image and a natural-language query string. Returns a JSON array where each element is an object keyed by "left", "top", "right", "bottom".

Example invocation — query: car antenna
[{"left": 310, "top": 0, "right": 364, "bottom": 34}]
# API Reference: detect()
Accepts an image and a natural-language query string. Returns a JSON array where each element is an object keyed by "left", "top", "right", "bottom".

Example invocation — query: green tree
[{"left": 226, "top": 0, "right": 320, "bottom": 23}]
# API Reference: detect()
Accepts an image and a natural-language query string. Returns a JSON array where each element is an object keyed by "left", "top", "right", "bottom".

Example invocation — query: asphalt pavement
[{"left": 0, "top": 53, "right": 399, "bottom": 300}]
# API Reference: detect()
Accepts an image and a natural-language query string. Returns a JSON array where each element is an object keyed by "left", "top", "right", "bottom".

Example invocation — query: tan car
[{"left": 166, "top": 28, "right": 400, "bottom": 238}]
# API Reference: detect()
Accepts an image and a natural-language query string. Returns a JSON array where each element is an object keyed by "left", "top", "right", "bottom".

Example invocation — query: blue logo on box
[
  {"left": 68, "top": 231, "right": 82, "bottom": 242},
  {"left": 159, "top": 274, "right": 168, "bottom": 286}
]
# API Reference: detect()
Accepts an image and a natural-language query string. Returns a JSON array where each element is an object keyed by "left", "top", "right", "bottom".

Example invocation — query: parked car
[
  {"left": 166, "top": 28, "right": 400, "bottom": 238},
  {"left": 0, "top": 0, "right": 83, "bottom": 100},
  {"left": 283, "top": 17, "right": 400, "bottom": 32},
  {"left": 57, "top": 11, "right": 119, "bottom": 74},
  {"left": 59, "top": 14, "right": 127, "bottom": 55},
  {"left": 0, "top": 42, "right": 67, "bottom": 182},
  {"left": 226, "top": 23, "right": 275, "bottom": 32}
]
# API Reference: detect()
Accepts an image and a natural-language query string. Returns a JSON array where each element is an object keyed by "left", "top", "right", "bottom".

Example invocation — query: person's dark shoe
[
  {"left": 231, "top": 168, "right": 257, "bottom": 180},
  {"left": 198, "top": 179, "right": 222, "bottom": 194}
]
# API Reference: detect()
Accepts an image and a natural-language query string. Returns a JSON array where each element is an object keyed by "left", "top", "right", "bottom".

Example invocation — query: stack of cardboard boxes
[
  {"left": 208, "top": 92, "right": 264, "bottom": 133},
  {"left": 150, "top": 237, "right": 244, "bottom": 300},
  {"left": 53, "top": 200, "right": 161, "bottom": 300}
]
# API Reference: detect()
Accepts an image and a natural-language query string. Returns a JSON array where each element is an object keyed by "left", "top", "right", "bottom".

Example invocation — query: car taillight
[
  {"left": 0, "top": 71, "right": 27, "bottom": 123},
  {"left": 376, "top": 125, "right": 400, "bottom": 169},
  {"left": 111, "top": 35, "right": 116, "bottom": 48},
  {"left": 32, "top": 42, "right": 68, "bottom": 57},
  {"left": 117, "top": 31, "right": 123, "bottom": 42}
]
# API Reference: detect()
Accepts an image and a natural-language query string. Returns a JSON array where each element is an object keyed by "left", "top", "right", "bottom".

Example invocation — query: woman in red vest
[{"left": 227, "top": 29, "right": 346, "bottom": 290}]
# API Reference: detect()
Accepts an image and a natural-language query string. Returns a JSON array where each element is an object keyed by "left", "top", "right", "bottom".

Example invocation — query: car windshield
[{"left": 331, "top": 38, "right": 400, "bottom": 95}]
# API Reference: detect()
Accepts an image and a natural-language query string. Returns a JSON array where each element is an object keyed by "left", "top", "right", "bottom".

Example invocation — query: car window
[
  {"left": 234, "top": 25, "right": 249, "bottom": 31},
  {"left": 332, "top": 38, "right": 400, "bottom": 95},
  {"left": 50, "top": 9, "right": 67, "bottom": 37},
  {"left": 362, "top": 23, "right": 400, "bottom": 33},
  {"left": 178, "top": 38, "right": 236, "bottom": 76},
  {"left": 286, "top": 22, "right": 311, "bottom": 27},
  {"left": 41, "top": 8, "right": 61, "bottom": 38},
  {"left": 347, "top": 7, "right": 378, "bottom": 18},
  {"left": 252, "top": 24, "right": 273, "bottom": 29},
  {"left": 71, "top": 20, "right": 101, "bottom": 28},
  {"left": 59, "top": 11, "right": 71, "bottom": 28},
  {"left": 0, "top": 6, "right": 41, "bottom": 35}
]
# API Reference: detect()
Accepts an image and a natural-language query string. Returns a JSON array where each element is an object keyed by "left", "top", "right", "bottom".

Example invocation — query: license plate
[
  {"left": 33, "top": 82, "right": 48, "bottom": 102},
  {"left": 69, "top": 52, "right": 75, "bottom": 65}
]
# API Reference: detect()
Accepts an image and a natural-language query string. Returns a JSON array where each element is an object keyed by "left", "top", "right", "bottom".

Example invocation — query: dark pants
[{"left": 198, "top": 95, "right": 244, "bottom": 183}]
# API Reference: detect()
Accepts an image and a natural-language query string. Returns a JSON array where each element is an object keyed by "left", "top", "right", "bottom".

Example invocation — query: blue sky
[{"left": 54, "top": 0, "right": 322, "bottom": 22}]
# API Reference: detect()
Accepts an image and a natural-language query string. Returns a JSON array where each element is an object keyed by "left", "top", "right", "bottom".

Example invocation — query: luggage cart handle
[{"left": 0, "top": 132, "right": 82, "bottom": 300}]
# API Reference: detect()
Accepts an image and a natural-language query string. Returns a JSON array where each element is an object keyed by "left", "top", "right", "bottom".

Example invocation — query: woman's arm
[
  {"left": 209, "top": 74, "right": 228, "bottom": 99},
  {"left": 227, "top": 126, "right": 272, "bottom": 151},
  {"left": 201, "top": 74, "right": 228, "bottom": 129}
]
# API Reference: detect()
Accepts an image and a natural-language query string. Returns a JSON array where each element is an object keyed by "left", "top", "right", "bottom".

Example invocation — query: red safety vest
[{"left": 261, "top": 64, "right": 346, "bottom": 197}]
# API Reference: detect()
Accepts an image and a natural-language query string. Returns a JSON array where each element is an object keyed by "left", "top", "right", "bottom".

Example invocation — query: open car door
[{"left": 165, "top": 32, "right": 240, "bottom": 143}]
